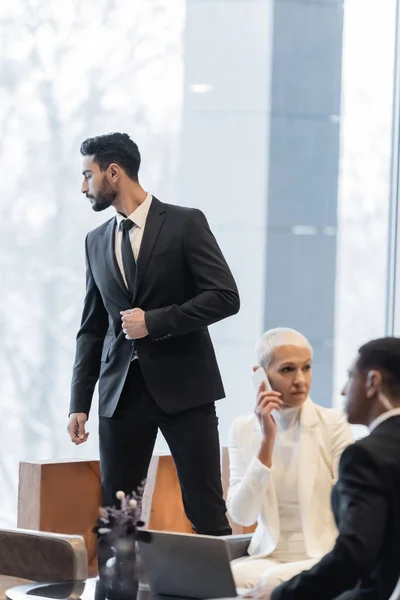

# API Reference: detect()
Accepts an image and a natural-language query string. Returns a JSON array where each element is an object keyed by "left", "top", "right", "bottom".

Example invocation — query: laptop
[{"left": 138, "top": 530, "right": 239, "bottom": 599}]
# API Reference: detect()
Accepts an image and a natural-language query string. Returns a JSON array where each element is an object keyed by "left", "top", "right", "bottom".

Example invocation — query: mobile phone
[{"left": 252, "top": 367, "right": 272, "bottom": 392}]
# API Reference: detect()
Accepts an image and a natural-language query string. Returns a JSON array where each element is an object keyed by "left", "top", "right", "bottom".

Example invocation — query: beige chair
[{"left": 0, "top": 528, "right": 87, "bottom": 600}]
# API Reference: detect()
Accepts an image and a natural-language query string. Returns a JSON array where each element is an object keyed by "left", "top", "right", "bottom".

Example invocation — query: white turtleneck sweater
[{"left": 268, "top": 405, "right": 308, "bottom": 562}]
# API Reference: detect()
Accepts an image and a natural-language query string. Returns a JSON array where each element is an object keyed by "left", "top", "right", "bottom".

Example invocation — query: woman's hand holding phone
[
  {"left": 255, "top": 379, "right": 282, "bottom": 439},
  {"left": 252, "top": 368, "right": 282, "bottom": 468}
]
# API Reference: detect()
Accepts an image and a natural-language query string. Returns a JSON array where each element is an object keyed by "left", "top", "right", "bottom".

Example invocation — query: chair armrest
[
  {"left": 0, "top": 529, "right": 88, "bottom": 582},
  {"left": 221, "top": 534, "right": 252, "bottom": 561}
]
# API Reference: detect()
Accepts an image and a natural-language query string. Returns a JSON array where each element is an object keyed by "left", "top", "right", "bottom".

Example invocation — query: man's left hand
[{"left": 120, "top": 308, "right": 149, "bottom": 340}]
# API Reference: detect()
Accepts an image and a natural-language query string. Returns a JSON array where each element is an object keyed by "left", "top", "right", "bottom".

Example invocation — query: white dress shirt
[
  {"left": 115, "top": 193, "right": 152, "bottom": 287},
  {"left": 369, "top": 407, "right": 400, "bottom": 432},
  {"left": 269, "top": 406, "right": 308, "bottom": 562}
]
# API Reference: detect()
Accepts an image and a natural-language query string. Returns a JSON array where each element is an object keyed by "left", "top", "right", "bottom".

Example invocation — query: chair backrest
[{"left": 0, "top": 528, "right": 87, "bottom": 581}]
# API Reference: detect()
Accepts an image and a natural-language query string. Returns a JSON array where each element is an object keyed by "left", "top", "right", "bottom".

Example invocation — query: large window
[
  {"left": 0, "top": 0, "right": 398, "bottom": 526},
  {"left": 334, "top": 0, "right": 397, "bottom": 406},
  {"left": 0, "top": 0, "right": 186, "bottom": 525}
]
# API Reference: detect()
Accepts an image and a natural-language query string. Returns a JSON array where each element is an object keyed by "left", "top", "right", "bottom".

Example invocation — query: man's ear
[
  {"left": 108, "top": 163, "right": 120, "bottom": 182},
  {"left": 366, "top": 369, "right": 382, "bottom": 397}
]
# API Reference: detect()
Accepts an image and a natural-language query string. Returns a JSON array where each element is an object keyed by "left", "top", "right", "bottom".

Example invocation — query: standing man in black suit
[
  {"left": 67, "top": 133, "right": 239, "bottom": 536},
  {"left": 253, "top": 337, "right": 400, "bottom": 600}
]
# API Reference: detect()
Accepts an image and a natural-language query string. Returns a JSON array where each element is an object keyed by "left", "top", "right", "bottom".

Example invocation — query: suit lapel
[
  {"left": 134, "top": 197, "right": 166, "bottom": 301},
  {"left": 298, "top": 398, "right": 319, "bottom": 522},
  {"left": 104, "top": 216, "right": 132, "bottom": 302}
]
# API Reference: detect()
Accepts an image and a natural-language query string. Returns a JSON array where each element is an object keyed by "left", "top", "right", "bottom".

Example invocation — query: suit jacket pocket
[
  {"left": 148, "top": 330, "right": 209, "bottom": 356},
  {"left": 100, "top": 334, "right": 114, "bottom": 362}
]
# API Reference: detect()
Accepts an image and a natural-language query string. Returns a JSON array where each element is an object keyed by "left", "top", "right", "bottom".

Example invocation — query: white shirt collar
[
  {"left": 369, "top": 407, "right": 400, "bottom": 432},
  {"left": 115, "top": 193, "right": 152, "bottom": 229}
]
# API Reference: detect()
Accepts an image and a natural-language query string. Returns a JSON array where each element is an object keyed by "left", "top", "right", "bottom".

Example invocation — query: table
[
  {"left": 5, "top": 579, "right": 237, "bottom": 600},
  {"left": 6, "top": 579, "right": 147, "bottom": 600}
]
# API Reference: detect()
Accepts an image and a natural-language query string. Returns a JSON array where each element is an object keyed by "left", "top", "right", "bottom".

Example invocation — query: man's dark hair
[
  {"left": 358, "top": 337, "right": 400, "bottom": 398},
  {"left": 80, "top": 133, "right": 141, "bottom": 182}
]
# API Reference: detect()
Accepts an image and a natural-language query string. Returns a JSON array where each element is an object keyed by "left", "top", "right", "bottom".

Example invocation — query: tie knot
[{"left": 120, "top": 218, "right": 135, "bottom": 232}]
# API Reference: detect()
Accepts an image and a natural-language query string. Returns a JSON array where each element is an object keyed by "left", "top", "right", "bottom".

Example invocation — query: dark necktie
[{"left": 119, "top": 218, "right": 136, "bottom": 296}]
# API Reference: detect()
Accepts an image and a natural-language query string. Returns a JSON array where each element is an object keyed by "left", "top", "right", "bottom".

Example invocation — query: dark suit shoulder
[
  {"left": 162, "top": 202, "right": 203, "bottom": 218},
  {"left": 356, "top": 416, "right": 400, "bottom": 464},
  {"left": 339, "top": 439, "right": 372, "bottom": 468},
  {"left": 156, "top": 201, "right": 208, "bottom": 233},
  {"left": 340, "top": 417, "right": 400, "bottom": 487},
  {"left": 86, "top": 216, "right": 115, "bottom": 240},
  {"left": 356, "top": 416, "right": 400, "bottom": 447}
]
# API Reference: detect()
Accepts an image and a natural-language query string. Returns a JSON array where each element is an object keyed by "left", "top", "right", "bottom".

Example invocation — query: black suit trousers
[{"left": 99, "top": 360, "right": 231, "bottom": 536}]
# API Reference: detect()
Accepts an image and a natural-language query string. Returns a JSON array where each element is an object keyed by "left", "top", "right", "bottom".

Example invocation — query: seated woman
[{"left": 227, "top": 327, "right": 354, "bottom": 590}]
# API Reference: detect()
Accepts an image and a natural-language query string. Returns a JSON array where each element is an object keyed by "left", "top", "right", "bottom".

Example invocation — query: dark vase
[{"left": 103, "top": 535, "right": 138, "bottom": 600}]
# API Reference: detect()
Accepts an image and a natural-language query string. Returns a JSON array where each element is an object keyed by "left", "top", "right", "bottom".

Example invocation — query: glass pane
[
  {"left": 334, "top": 0, "right": 396, "bottom": 411},
  {"left": 0, "top": 0, "right": 186, "bottom": 526}
]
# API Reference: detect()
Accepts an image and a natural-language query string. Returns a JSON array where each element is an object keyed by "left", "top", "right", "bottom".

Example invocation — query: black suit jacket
[
  {"left": 271, "top": 415, "right": 400, "bottom": 600},
  {"left": 70, "top": 197, "right": 240, "bottom": 417}
]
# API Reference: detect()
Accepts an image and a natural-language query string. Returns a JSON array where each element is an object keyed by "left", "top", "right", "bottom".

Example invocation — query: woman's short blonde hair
[{"left": 255, "top": 327, "right": 313, "bottom": 368}]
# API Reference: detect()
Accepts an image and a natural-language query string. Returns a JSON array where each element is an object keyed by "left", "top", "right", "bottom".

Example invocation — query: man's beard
[{"left": 88, "top": 179, "right": 117, "bottom": 212}]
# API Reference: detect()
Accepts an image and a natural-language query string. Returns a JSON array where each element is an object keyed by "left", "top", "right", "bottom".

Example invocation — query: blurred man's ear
[{"left": 366, "top": 369, "right": 382, "bottom": 397}]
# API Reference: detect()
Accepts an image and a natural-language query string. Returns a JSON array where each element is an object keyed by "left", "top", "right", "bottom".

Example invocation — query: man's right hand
[
  {"left": 255, "top": 380, "right": 282, "bottom": 440},
  {"left": 67, "top": 413, "right": 89, "bottom": 445}
]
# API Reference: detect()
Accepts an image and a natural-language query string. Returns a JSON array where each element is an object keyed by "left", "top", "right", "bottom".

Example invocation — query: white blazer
[{"left": 227, "top": 398, "right": 354, "bottom": 559}]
